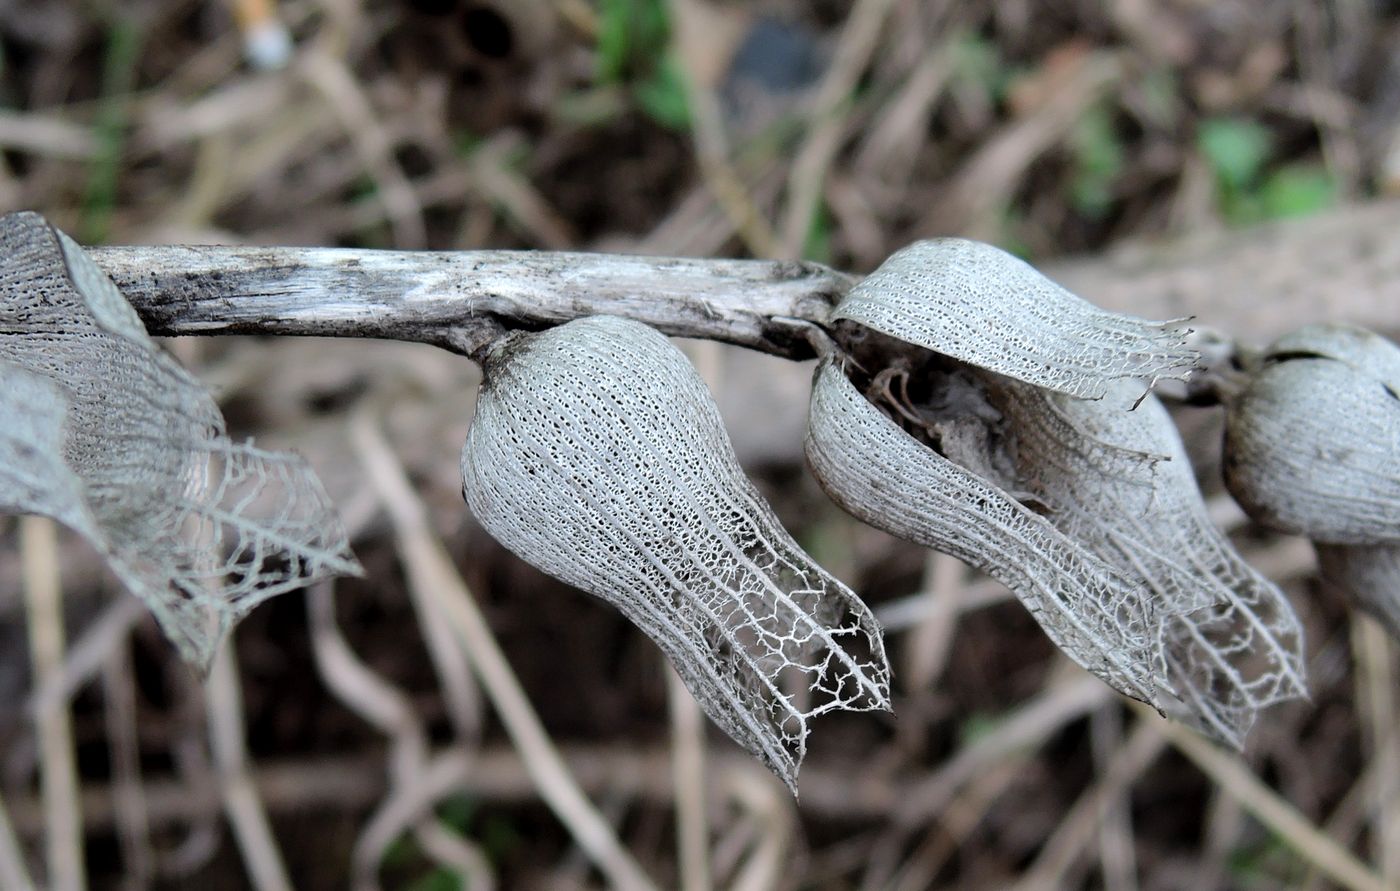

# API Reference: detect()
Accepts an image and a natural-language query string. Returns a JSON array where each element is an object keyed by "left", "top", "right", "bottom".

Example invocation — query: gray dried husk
[
  {"left": 995, "top": 379, "right": 1308, "bottom": 746},
  {"left": 805, "top": 348, "right": 1307, "bottom": 745},
  {"left": 804, "top": 357, "right": 1160, "bottom": 705},
  {"left": 1225, "top": 324, "right": 1400, "bottom": 640},
  {"left": 0, "top": 212, "right": 362, "bottom": 670},
  {"left": 461, "top": 315, "right": 891, "bottom": 792},
  {"left": 830, "top": 238, "right": 1198, "bottom": 399},
  {"left": 1224, "top": 324, "right": 1400, "bottom": 545}
]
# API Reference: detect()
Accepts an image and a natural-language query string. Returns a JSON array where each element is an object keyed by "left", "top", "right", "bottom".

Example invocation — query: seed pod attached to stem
[
  {"left": 0, "top": 212, "right": 362, "bottom": 670},
  {"left": 1225, "top": 324, "right": 1400, "bottom": 545},
  {"left": 1226, "top": 324, "right": 1400, "bottom": 640},
  {"left": 461, "top": 315, "right": 891, "bottom": 793},
  {"left": 831, "top": 238, "right": 1198, "bottom": 399},
  {"left": 805, "top": 356, "right": 1161, "bottom": 706},
  {"left": 997, "top": 379, "right": 1308, "bottom": 747}
]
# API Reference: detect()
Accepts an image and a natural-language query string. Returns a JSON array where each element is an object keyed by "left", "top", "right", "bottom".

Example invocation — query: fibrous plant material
[
  {"left": 997, "top": 379, "right": 1308, "bottom": 746},
  {"left": 0, "top": 211, "right": 362, "bottom": 670},
  {"left": 804, "top": 357, "right": 1159, "bottom": 705},
  {"left": 830, "top": 238, "right": 1199, "bottom": 399},
  {"left": 461, "top": 315, "right": 891, "bottom": 792},
  {"left": 1226, "top": 324, "right": 1400, "bottom": 639}
]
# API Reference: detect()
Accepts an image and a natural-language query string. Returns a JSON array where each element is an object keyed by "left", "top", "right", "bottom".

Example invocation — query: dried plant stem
[
  {"left": 1090, "top": 706, "right": 1139, "bottom": 891},
  {"left": 1351, "top": 615, "right": 1400, "bottom": 881},
  {"left": 25, "top": 597, "right": 144, "bottom": 720},
  {"left": 306, "top": 582, "right": 494, "bottom": 891},
  {"left": 90, "top": 244, "right": 848, "bottom": 361},
  {"left": 894, "top": 673, "right": 1112, "bottom": 827},
  {"left": 78, "top": 198, "right": 1400, "bottom": 364},
  {"left": 101, "top": 641, "right": 151, "bottom": 889},
  {"left": 1010, "top": 718, "right": 1165, "bottom": 891},
  {"left": 206, "top": 640, "right": 293, "bottom": 891},
  {"left": 721, "top": 766, "right": 793, "bottom": 891},
  {"left": 665, "top": 0, "right": 780, "bottom": 258},
  {"left": 7, "top": 746, "right": 906, "bottom": 837},
  {"left": 778, "top": 0, "right": 896, "bottom": 258},
  {"left": 883, "top": 762, "right": 1025, "bottom": 891},
  {"left": 350, "top": 414, "right": 660, "bottom": 891},
  {"left": 666, "top": 667, "right": 711, "bottom": 891},
  {"left": 0, "top": 789, "right": 34, "bottom": 891},
  {"left": 1135, "top": 702, "right": 1390, "bottom": 891},
  {"left": 902, "top": 553, "right": 965, "bottom": 690},
  {"left": 21, "top": 515, "right": 85, "bottom": 891}
]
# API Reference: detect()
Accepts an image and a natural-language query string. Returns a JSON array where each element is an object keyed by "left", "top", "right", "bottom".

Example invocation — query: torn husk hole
[{"left": 829, "top": 321, "right": 1026, "bottom": 502}]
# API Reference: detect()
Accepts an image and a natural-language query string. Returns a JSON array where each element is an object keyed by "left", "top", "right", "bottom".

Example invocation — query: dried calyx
[
  {"left": 1225, "top": 323, "right": 1400, "bottom": 639},
  {"left": 461, "top": 315, "right": 891, "bottom": 792},
  {"left": 809, "top": 244, "right": 1307, "bottom": 745},
  {"left": 805, "top": 349, "right": 1161, "bottom": 707},
  {"left": 0, "top": 212, "right": 362, "bottom": 670},
  {"left": 831, "top": 238, "right": 1198, "bottom": 399},
  {"left": 992, "top": 378, "right": 1305, "bottom": 745}
]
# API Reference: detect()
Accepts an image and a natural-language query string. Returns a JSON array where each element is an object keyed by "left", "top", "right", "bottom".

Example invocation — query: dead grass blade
[
  {"left": 21, "top": 515, "right": 85, "bottom": 891},
  {"left": 1135, "top": 702, "right": 1390, "bottom": 891}
]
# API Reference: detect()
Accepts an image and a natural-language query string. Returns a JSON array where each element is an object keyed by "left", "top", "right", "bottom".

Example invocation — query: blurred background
[{"left": 1, "top": 0, "right": 1400, "bottom": 888}]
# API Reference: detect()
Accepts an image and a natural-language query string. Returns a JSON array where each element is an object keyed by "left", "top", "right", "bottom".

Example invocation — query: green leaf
[
  {"left": 596, "top": 0, "right": 670, "bottom": 84},
  {"left": 1069, "top": 105, "right": 1125, "bottom": 218},
  {"left": 634, "top": 54, "right": 690, "bottom": 131},
  {"left": 1259, "top": 164, "right": 1336, "bottom": 219},
  {"left": 1198, "top": 117, "right": 1273, "bottom": 191}
]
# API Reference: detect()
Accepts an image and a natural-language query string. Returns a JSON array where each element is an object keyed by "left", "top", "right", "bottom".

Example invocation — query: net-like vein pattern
[
  {"left": 0, "top": 363, "right": 96, "bottom": 538},
  {"left": 461, "top": 316, "right": 891, "bottom": 792},
  {"left": 1225, "top": 325, "right": 1400, "bottom": 546},
  {"left": 0, "top": 211, "right": 362, "bottom": 670},
  {"left": 804, "top": 359, "right": 1159, "bottom": 704},
  {"left": 999, "top": 378, "right": 1308, "bottom": 746},
  {"left": 1316, "top": 542, "right": 1400, "bottom": 641},
  {"left": 831, "top": 239, "right": 1198, "bottom": 399}
]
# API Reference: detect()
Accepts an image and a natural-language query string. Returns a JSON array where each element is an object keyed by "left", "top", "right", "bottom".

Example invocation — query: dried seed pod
[
  {"left": 831, "top": 239, "right": 1198, "bottom": 399},
  {"left": 1224, "top": 324, "right": 1400, "bottom": 545},
  {"left": 1315, "top": 542, "right": 1400, "bottom": 640},
  {"left": 0, "top": 212, "right": 362, "bottom": 670},
  {"left": 0, "top": 363, "right": 95, "bottom": 538},
  {"left": 998, "top": 379, "right": 1308, "bottom": 746},
  {"left": 804, "top": 358, "right": 1160, "bottom": 705},
  {"left": 461, "top": 315, "right": 891, "bottom": 792}
]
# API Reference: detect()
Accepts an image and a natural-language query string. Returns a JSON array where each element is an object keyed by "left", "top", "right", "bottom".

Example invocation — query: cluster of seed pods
[
  {"left": 806, "top": 240, "right": 1306, "bottom": 747},
  {"left": 461, "top": 238, "right": 1328, "bottom": 789}
]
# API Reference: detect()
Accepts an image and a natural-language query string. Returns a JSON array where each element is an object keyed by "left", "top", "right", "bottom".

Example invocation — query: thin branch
[
  {"left": 80, "top": 200, "right": 1400, "bottom": 366},
  {"left": 88, "top": 245, "right": 851, "bottom": 360}
]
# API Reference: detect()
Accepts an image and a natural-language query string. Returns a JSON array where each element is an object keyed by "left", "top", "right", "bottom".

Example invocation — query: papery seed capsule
[
  {"left": 0, "top": 212, "right": 360, "bottom": 670},
  {"left": 831, "top": 239, "right": 1198, "bottom": 399},
  {"left": 805, "top": 357, "right": 1160, "bottom": 705},
  {"left": 1224, "top": 324, "right": 1400, "bottom": 545},
  {"left": 997, "top": 378, "right": 1308, "bottom": 746},
  {"left": 461, "top": 315, "right": 891, "bottom": 792}
]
